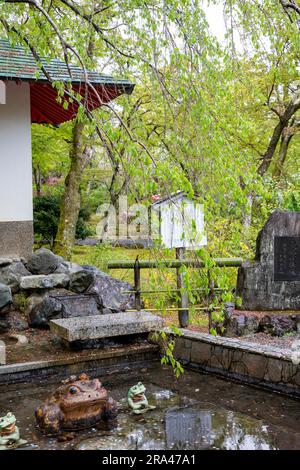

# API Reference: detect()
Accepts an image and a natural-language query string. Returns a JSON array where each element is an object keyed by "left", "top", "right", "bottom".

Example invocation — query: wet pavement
[{"left": 0, "top": 364, "right": 299, "bottom": 450}]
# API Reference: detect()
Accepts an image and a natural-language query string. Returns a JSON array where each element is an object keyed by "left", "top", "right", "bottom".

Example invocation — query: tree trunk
[
  {"left": 257, "top": 89, "right": 300, "bottom": 176},
  {"left": 33, "top": 162, "right": 42, "bottom": 197},
  {"left": 53, "top": 31, "right": 97, "bottom": 259},
  {"left": 273, "top": 127, "right": 293, "bottom": 178},
  {"left": 242, "top": 192, "right": 253, "bottom": 229},
  {"left": 53, "top": 121, "right": 85, "bottom": 259}
]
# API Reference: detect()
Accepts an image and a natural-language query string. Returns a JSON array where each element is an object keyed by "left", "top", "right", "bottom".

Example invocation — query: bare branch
[
  {"left": 258, "top": 86, "right": 300, "bottom": 175},
  {"left": 280, "top": 0, "right": 300, "bottom": 16},
  {"left": 59, "top": 0, "right": 134, "bottom": 59},
  {"left": 279, "top": 0, "right": 300, "bottom": 29}
]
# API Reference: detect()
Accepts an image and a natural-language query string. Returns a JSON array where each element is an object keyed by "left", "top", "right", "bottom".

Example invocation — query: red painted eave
[{"left": 28, "top": 81, "right": 131, "bottom": 125}]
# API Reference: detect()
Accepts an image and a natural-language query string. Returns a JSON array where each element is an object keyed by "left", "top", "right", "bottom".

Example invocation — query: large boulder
[
  {"left": 0, "top": 262, "right": 31, "bottom": 293},
  {"left": 0, "top": 283, "right": 12, "bottom": 310},
  {"left": 26, "top": 248, "right": 59, "bottom": 275},
  {"left": 86, "top": 269, "right": 135, "bottom": 312},
  {"left": 20, "top": 274, "right": 69, "bottom": 290},
  {"left": 27, "top": 290, "right": 66, "bottom": 328},
  {"left": 27, "top": 288, "right": 101, "bottom": 328}
]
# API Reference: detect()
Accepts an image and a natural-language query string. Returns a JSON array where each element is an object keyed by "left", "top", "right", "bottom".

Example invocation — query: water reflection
[
  {"left": 165, "top": 407, "right": 275, "bottom": 450},
  {"left": 77, "top": 403, "right": 276, "bottom": 450},
  {"left": 0, "top": 377, "right": 292, "bottom": 450},
  {"left": 166, "top": 409, "right": 213, "bottom": 449}
]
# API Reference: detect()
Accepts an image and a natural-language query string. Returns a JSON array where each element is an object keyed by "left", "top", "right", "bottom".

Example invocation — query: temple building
[{"left": 0, "top": 39, "right": 134, "bottom": 258}]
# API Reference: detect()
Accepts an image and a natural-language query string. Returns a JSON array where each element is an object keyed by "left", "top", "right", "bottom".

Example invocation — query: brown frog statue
[{"left": 35, "top": 373, "right": 117, "bottom": 437}]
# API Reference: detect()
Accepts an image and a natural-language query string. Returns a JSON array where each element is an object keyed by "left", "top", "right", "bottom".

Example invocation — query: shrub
[{"left": 33, "top": 195, "right": 94, "bottom": 246}]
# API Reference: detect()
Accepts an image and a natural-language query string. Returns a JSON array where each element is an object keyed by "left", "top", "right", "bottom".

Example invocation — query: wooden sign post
[
  {"left": 176, "top": 247, "right": 189, "bottom": 327},
  {"left": 152, "top": 191, "right": 207, "bottom": 328}
]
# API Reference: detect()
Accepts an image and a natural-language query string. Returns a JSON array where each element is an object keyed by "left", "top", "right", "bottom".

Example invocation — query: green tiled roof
[{"left": 0, "top": 38, "right": 134, "bottom": 90}]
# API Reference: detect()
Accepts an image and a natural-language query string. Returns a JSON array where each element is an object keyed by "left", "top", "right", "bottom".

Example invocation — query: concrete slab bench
[{"left": 50, "top": 311, "right": 164, "bottom": 343}]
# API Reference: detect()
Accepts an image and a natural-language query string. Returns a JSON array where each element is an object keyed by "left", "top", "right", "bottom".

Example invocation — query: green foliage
[
  {"left": 13, "top": 293, "right": 29, "bottom": 313},
  {"left": 1, "top": 1, "right": 300, "bottom": 357},
  {"left": 33, "top": 195, "right": 60, "bottom": 245},
  {"left": 2, "top": 0, "right": 297, "bottom": 257},
  {"left": 31, "top": 124, "right": 70, "bottom": 186},
  {"left": 283, "top": 190, "right": 300, "bottom": 212},
  {"left": 76, "top": 213, "right": 95, "bottom": 240},
  {"left": 158, "top": 330, "right": 184, "bottom": 379},
  {"left": 33, "top": 195, "right": 94, "bottom": 245}
]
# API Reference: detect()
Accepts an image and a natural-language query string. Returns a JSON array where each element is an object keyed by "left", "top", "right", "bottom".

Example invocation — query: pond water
[{"left": 0, "top": 364, "right": 299, "bottom": 450}]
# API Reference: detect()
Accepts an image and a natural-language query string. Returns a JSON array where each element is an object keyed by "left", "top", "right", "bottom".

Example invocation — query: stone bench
[{"left": 50, "top": 311, "right": 164, "bottom": 343}]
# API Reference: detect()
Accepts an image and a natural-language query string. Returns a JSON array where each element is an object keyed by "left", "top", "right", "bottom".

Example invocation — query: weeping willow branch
[{"left": 279, "top": 0, "right": 300, "bottom": 29}]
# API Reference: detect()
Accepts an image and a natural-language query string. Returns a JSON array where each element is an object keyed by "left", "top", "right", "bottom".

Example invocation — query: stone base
[
  {"left": 50, "top": 311, "right": 164, "bottom": 342},
  {"left": 62, "top": 332, "right": 150, "bottom": 351},
  {"left": 0, "top": 221, "right": 33, "bottom": 259}
]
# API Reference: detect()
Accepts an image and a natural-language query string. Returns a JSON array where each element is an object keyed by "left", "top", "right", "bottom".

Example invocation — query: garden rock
[
  {"left": 26, "top": 293, "right": 45, "bottom": 323},
  {"left": 26, "top": 248, "right": 59, "bottom": 275},
  {"left": 0, "top": 258, "right": 13, "bottom": 268},
  {"left": 27, "top": 288, "right": 101, "bottom": 328},
  {"left": 0, "top": 283, "right": 12, "bottom": 310},
  {"left": 86, "top": 271, "right": 135, "bottom": 312},
  {"left": 109, "top": 238, "right": 154, "bottom": 249},
  {"left": 8, "top": 333, "right": 28, "bottom": 346},
  {"left": 54, "top": 263, "right": 69, "bottom": 274},
  {"left": 69, "top": 270, "right": 95, "bottom": 293},
  {"left": 54, "top": 261, "right": 82, "bottom": 275},
  {"left": 0, "top": 262, "right": 31, "bottom": 293},
  {"left": 0, "top": 311, "right": 28, "bottom": 333},
  {"left": 226, "top": 314, "right": 260, "bottom": 337},
  {"left": 76, "top": 238, "right": 100, "bottom": 247},
  {"left": 259, "top": 315, "right": 297, "bottom": 337},
  {"left": 226, "top": 311, "right": 300, "bottom": 337},
  {"left": 20, "top": 274, "right": 69, "bottom": 290},
  {"left": 81, "top": 264, "right": 101, "bottom": 273},
  {"left": 27, "top": 290, "right": 67, "bottom": 328}
]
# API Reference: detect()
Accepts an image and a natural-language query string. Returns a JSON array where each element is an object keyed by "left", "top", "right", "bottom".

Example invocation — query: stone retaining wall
[
  {"left": 170, "top": 329, "right": 300, "bottom": 398},
  {"left": 0, "top": 344, "right": 159, "bottom": 385}
]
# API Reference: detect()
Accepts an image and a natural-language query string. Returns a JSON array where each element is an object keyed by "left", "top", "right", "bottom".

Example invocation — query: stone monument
[{"left": 236, "top": 210, "right": 300, "bottom": 310}]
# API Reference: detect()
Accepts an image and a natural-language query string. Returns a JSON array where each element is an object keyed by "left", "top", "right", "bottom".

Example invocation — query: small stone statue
[
  {"left": 0, "top": 412, "right": 27, "bottom": 450},
  {"left": 127, "top": 382, "right": 156, "bottom": 414}
]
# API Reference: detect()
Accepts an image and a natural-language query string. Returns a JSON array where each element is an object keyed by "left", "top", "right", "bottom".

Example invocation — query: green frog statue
[
  {"left": 0, "top": 412, "right": 27, "bottom": 450},
  {"left": 127, "top": 382, "right": 156, "bottom": 414}
]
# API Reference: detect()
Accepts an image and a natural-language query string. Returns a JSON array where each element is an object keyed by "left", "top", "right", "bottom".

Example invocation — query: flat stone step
[{"left": 50, "top": 312, "right": 164, "bottom": 342}]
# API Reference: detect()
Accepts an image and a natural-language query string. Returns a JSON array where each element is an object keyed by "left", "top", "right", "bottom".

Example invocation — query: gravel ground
[
  {"left": 0, "top": 328, "right": 151, "bottom": 364},
  {"left": 239, "top": 332, "right": 299, "bottom": 351}
]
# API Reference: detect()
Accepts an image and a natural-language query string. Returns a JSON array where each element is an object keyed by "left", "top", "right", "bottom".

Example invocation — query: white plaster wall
[
  {"left": 0, "top": 81, "right": 33, "bottom": 222},
  {"left": 0, "top": 80, "right": 5, "bottom": 104}
]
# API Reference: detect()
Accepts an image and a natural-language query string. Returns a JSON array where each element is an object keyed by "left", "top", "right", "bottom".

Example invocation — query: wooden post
[
  {"left": 176, "top": 247, "right": 189, "bottom": 327},
  {"left": 134, "top": 256, "right": 142, "bottom": 311},
  {"left": 207, "top": 269, "right": 215, "bottom": 333}
]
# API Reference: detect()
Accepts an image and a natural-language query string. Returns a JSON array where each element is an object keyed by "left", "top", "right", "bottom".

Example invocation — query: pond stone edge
[
  {"left": 0, "top": 343, "right": 159, "bottom": 385},
  {"left": 165, "top": 328, "right": 300, "bottom": 398}
]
